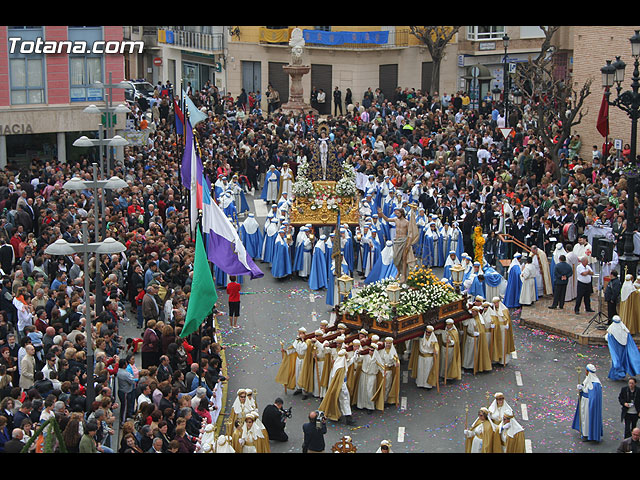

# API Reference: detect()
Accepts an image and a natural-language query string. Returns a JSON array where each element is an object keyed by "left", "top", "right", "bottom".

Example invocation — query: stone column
[
  {"left": 0, "top": 136, "right": 6, "bottom": 169},
  {"left": 57, "top": 132, "right": 67, "bottom": 163},
  {"left": 280, "top": 65, "right": 317, "bottom": 117}
]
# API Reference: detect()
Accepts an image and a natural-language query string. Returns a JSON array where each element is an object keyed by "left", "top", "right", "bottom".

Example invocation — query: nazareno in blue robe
[
  {"left": 421, "top": 232, "right": 437, "bottom": 266},
  {"left": 606, "top": 322, "right": 640, "bottom": 381},
  {"left": 235, "top": 187, "right": 250, "bottom": 214},
  {"left": 342, "top": 236, "right": 355, "bottom": 275},
  {"left": 572, "top": 375, "right": 603, "bottom": 442},
  {"left": 271, "top": 234, "right": 292, "bottom": 279},
  {"left": 261, "top": 217, "right": 278, "bottom": 264},
  {"left": 365, "top": 243, "right": 398, "bottom": 284},
  {"left": 503, "top": 263, "right": 522, "bottom": 309},
  {"left": 468, "top": 275, "right": 487, "bottom": 299},
  {"left": 309, "top": 240, "right": 328, "bottom": 291},
  {"left": 260, "top": 168, "right": 280, "bottom": 201},
  {"left": 483, "top": 265, "right": 505, "bottom": 290},
  {"left": 324, "top": 239, "right": 334, "bottom": 279},
  {"left": 240, "top": 219, "right": 264, "bottom": 260},
  {"left": 292, "top": 229, "right": 310, "bottom": 273}
]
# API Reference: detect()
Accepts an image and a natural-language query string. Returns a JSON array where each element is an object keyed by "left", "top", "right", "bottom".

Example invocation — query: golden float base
[{"left": 290, "top": 181, "right": 360, "bottom": 226}]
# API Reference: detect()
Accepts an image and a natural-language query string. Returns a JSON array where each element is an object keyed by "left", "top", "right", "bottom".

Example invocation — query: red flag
[
  {"left": 596, "top": 88, "right": 609, "bottom": 138},
  {"left": 174, "top": 98, "right": 184, "bottom": 135}
]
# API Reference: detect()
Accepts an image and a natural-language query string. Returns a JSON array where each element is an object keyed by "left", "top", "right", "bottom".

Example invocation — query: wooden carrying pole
[
  {"left": 498, "top": 233, "right": 533, "bottom": 255},
  {"left": 444, "top": 341, "right": 449, "bottom": 385}
]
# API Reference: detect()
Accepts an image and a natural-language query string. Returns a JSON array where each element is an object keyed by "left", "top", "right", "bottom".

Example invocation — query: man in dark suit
[
  {"left": 156, "top": 355, "right": 173, "bottom": 383},
  {"left": 619, "top": 377, "right": 640, "bottom": 439},
  {"left": 15, "top": 205, "right": 33, "bottom": 234},
  {"left": 262, "top": 398, "right": 288, "bottom": 442},
  {"left": 418, "top": 188, "right": 435, "bottom": 214},
  {"left": 617, "top": 427, "right": 640, "bottom": 453},
  {"left": 3, "top": 429, "right": 25, "bottom": 453},
  {"left": 301, "top": 410, "right": 327, "bottom": 453},
  {"left": 511, "top": 215, "right": 527, "bottom": 253},
  {"left": 605, "top": 270, "right": 622, "bottom": 324},
  {"left": 537, "top": 219, "right": 555, "bottom": 256},
  {"left": 549, "top": 254, "right": 573, "bottom": 309}
]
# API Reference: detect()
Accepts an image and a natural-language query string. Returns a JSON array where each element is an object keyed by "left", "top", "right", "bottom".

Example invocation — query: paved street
[
  {"left": 207, "top": 195, "right": 626, "bottom": 454},
  {"left": 112, "top": 193, "right": 626, "bottom": 454}
]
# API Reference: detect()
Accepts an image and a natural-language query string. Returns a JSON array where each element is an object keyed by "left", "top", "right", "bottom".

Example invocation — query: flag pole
[{"left": 177, "top": 84, "right": 183, "bottom": 200}]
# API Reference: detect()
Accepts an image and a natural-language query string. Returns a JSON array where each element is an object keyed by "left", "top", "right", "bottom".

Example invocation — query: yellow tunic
[
  {"left": 621, "top": 290, "right": 640, "bottom": 335},
  {"left": 438, "top": 327, "right": 462, "bottom": 381}
]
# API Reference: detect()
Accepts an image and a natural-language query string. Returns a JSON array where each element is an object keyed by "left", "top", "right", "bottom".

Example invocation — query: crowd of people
[{"left": 0, "top": 68, "right": 636, "bottom": 454}]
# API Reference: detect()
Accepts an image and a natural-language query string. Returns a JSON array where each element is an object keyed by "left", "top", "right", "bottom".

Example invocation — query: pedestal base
[
  {"left": 281, "top": 63, "right": 317, "bottom": 116},
  {"left": 280, "top": 102, "right": 317, "bottom": 117}
]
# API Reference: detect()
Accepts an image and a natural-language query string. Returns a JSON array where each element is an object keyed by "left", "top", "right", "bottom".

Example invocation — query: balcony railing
[{"left": 158, "top": 27, "right": 223, "bottom": 53}]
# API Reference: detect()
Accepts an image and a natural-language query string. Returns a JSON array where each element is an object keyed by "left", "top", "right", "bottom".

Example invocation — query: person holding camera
[
  {"left": 302, "top": 410, "right": 326, "bottom": 453},
  {"left": 262, "top": 397, "right": 289, "bottom": 442}
]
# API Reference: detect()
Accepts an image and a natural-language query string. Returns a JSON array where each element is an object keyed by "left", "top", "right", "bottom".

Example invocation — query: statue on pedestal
[
  {"left": 289, "top": 28, "right": 305, "bottom": 65},
  {"left": 281, "top": 28, "right": 316, "bottom": 116},
  {"left": 307, "top": 132, "right": 342, "bottom": 182}
]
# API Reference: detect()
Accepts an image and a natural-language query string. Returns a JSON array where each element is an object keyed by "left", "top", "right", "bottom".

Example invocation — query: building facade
[
  {"left": 130, "top": 26, "right": 569, "bottom": 117},
  {"left": 0, "top": 25, "right": 127, "bottom": 167},
  {"left": 456, "top": 26, "right": 573, "bottom": 110},
  {"left": 571, "top": 26, "right": 640, "bottom": 160},
  {"left": 123, "top": 26, "right": 224, "bottom": 95}
]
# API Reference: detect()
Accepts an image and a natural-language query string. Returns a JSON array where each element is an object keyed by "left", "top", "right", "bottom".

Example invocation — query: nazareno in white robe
[{"left": 519, "top": 263, "right": 537, "bottom": 306}]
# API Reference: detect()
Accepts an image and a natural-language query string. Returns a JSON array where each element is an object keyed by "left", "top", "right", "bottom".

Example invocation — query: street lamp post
[
  {"left": 63, "top": 164, "right": 128, "bottom": 315},
  {"left": 73, "top": 134, "right": 129, "bottom": 240},
  {"left": 89, "top": 72, "right": 131, "bottom": 176},
  {"left": 503, "top": 34, "right": 510, "bottom": 128},
  {"left": 45, "top": 221, "right": 126, "bottom": 411},
  {"left": 600, "top": 30, "right": 640, "bottom": 279}
]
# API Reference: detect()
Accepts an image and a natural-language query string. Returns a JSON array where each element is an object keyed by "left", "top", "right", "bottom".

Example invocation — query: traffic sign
[
  {"left": 101, "top": 113, "right": 117, "bottom": 128},
  {"left": 500, "top": 128, "right": 514, "bottom": 139}
]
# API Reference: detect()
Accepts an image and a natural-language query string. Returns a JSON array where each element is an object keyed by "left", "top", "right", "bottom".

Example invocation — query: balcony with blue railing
[{"left": 157, "top": 27, "right": 224, "bottom": 53}]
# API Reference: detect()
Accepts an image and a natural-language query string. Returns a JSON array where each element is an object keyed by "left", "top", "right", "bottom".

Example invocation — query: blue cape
[
  {"left": 607, "top": 332, "right": 640, "bottom": 381},
  {"left": 421, "top": 234, "right": 441, "bottom": 266},
  {"left": 309, "top": 246, "right": 328, "bottom": 291},
  {"left": 371, "top": 222, "right": 388, "bottom": 243},
  {"left": 483, "top": 266, "right": 505, "bottom": 288},
  {"left": 503, "top": 264, "right": 522, "bottom": 309},
  {"left": 468, "top": 276, "right": 486, "bottom": 298},
  {"left": 292, "top": 240, "right": 305, "bottom": 272},
  {"left": 240, "top": 225, "right": 264, "bottom": 260},
  {"left": 572, "top": 381, "right": 604, "bottom": 442},
  {"left": 261, "top": 229, "right": 278, "bottom": 264},
  {"left": 342, "top": 238, "right": 355, "bottom": 275},
  {"left": 365, "top": 254, "right": 398, "bottom": 285},
  {"left": 364, "top": 238, "right": 382, "bottom": 274},
  {"left": 260, "top": 169, "right": 280, "bottom": 200},
  {"left": 271, "top": 238, "right": 292, "bottom": 278},
  {"left": 237, "top": 190, "right": 250, "bottom": 213}
]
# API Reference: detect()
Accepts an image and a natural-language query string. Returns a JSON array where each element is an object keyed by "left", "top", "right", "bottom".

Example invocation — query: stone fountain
[{"left": 280, "top": 28, "right": 317, "bottom": 116}]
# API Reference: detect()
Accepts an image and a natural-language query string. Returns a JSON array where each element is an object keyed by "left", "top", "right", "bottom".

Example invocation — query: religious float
[
  {"left": 289, "top": 142, "right": 360, "bottom": 227},
  {"left": 336, "top": 266, "right": 471, "bottom": 343}
]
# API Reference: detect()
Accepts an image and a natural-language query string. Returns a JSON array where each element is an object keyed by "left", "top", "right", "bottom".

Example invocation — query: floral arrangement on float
[
  {"left": 338, "top": 268, "right": 462, "bottom": 325},
  {"left": 292, "top": 159, "right": 357, "bottom": 212}
]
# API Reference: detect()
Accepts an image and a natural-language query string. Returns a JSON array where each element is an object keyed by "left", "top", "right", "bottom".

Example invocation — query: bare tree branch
[
  {"left": 512, "top": 26, "right": 591, "bottom": 164},
  {"left": 409, "top": 26, "right": 461, "bottom": 93}
]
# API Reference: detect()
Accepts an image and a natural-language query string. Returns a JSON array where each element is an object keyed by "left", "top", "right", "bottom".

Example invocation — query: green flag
[{"left": 180, "top": 225, "right": 217, "bottom": 338}]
